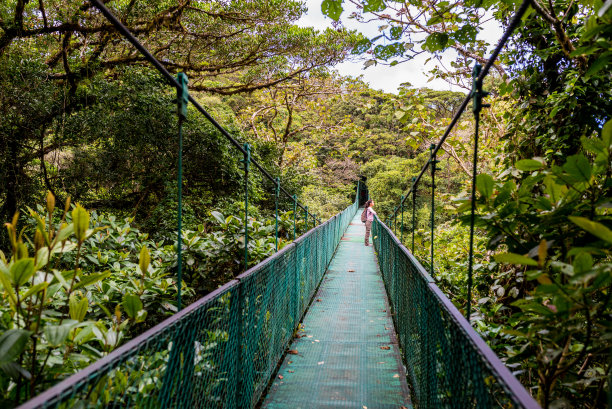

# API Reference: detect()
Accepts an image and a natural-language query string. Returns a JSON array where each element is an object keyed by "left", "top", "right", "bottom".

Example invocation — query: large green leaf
[
  {"left": 476, "top": 173, "right": 494, "bottom": 199},
  {"left": 494, "top": 252, "right": 539, "bottom": 266},
  {"left": 321, "top": 0, "right": 343, "bottom": 21},
  {"left": 122, "top": 294, "right": 143, "bottom": 319},
  {"left": 515, "top": 159, "right": 544, "bottom": 171},
  {"left": 69, "top": 295, "right": 89, "bottom": 322},
  {"left": 139, "top": 246, "right": 150, "bottom": 275},
  {"left": 563, "top": 154, "right": 592, "bottom": 183},
  {"left": 0, "top": 329, "right": 31, "bottom": 363},
  {"left": 211, "top": 211, "right": 226, "bottom": 226},
  {"left": 22, "top": 282, "right": 49, "bottom": 300},
  {"left": 44, "top": 321, "right": 78, "bottom": 347},
  {"left": 363, "top": 0, "right": 386, "bottom": 13},
  {"left": 569, "top": 216, "right": 612, "bottom": 243},
  {"left": 72, "top": 205, "right": 90, "bottom": 243},
  {"left": 10, "top": 258, "right": 35, "bottom": 287},
  {"left": 74, "top": 271, "right": 111, "bottom": 290},
  {"left": 602, "top": 118, "right": 612, "bottom": 149}
]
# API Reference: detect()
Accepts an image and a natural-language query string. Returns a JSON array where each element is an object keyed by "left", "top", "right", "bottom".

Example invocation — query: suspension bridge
[{"left": 15, "top": 0, "right": 544, "bottom": 407}]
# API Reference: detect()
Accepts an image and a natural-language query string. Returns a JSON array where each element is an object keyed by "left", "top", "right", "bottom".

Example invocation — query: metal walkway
[{"left": 263, "top": 212, "right": 412, "bottom": 409}]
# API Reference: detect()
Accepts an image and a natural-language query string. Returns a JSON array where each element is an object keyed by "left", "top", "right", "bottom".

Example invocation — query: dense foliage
[
  {"left": 1, "top": 0, "right": 611, "bottom": 407},
  {"left": 333, "top": 0, "right": 612, "bottom": 407}
]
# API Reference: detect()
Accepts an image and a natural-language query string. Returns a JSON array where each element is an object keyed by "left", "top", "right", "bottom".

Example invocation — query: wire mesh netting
[
  {"left": 18, "top": 199, "right": 359, "bottom": 409},
  {"left": 372, "top": 218, "right": 539, "bottom": 409},
  {"left": 262, "top": 212, "right": 412, "bottom": 408}
]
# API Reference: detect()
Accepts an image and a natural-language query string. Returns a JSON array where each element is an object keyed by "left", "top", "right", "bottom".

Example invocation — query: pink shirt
[{"left": 366, "top": 207, "right": 376, "bottom": 222}]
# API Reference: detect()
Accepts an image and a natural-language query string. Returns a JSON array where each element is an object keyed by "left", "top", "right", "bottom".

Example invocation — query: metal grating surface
[{"left": 263, "top": 213, "right": 412, "bottom": 409}]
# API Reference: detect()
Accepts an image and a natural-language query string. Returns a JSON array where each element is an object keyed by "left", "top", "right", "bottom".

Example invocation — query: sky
[{"left": 296, "top": 0, "right": 502, "bottom": 95}]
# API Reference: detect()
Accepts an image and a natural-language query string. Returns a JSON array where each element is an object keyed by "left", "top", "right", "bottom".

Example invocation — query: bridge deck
[{"left": 262, "top": 212, "right": 412, "bottom": 408}]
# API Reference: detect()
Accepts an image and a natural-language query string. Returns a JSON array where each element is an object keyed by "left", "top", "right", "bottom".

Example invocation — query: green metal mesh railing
[
  {"left": 18, "top": 196, "right": 359, "bottom": 409},
  {"left": 372, "top": 217, "right": 539, "bottom": 409}
]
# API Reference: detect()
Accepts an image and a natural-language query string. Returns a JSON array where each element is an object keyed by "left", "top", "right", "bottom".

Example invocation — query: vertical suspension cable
[
  {"left": 305, "top": 206, "right": 309, "bottom": 232},
  {"left": 275, "top": 177, "right": 280, "bottom": 251},
  {"left": 400, "top": 195, "right": 404, "bottom": 243},
  {"left": 293, "top": 194, "right": 297, "bottom": 240},
  {"left": 176, "top": 72, "right": 188, "bottom": 311},
  {"left": 467, "top": 64, "right": 489, "bottom": 322},
  {"left": 429, "top": 144, "right": 438, "bottom": 278},
  {"left": 243, "top": 143, "right": 251, "bottom": 270},
  {"left": 411, "top": 177, "right": 416, "bottom": 254}
]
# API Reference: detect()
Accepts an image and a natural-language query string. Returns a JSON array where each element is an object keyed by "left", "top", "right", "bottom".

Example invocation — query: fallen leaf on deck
[
  {"left": 278, "top": 375, "right": 283, "bottom": 379},
  {"left": 380, "top": 346, "right": 390, "bottom": 350},
  {"left": 393, "top": 374, "right": 399, "bottom": 378},
  {"left": 316, "top": 299, "right": 322, "bottom": 302},
  {"left": 348, "top": 269, "right": 355, "bottom": 272},
  {"left": 288, "top": 350, "right": 299, "bottom": 355},
  {"left": 288, "top": 370, "right": 294, "bottom": 373},
  {"left": 318, "top": 361, "right": 324, "bottom": 365}
]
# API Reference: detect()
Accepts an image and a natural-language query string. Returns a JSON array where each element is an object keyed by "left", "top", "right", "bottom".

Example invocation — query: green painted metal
[
  {"left": 18, "top": 188, "right": 362, "bottom": 409},
  {"left": 372, "top": 217, "right": 539, "bottom": 408},
  {"left": 411, "top": 177, "right": 416, "bottom": 253},
  {"left": 429, "top": 144, "right": 438, "bottom": 277},
  {"left": 466, "top": 63, "right": 489, "bottom": 322},
  {"left": 400, "top": 194, "right": 404, "bottom": 242},
  {"left": 263, "top": 211, "right": 412, "bottom": 408},
  {"left": 275, "top": 177, "right": 280, "bottom": 252},
  {"left": 176, "top": 73, "right": 187, "bottom": 311},
  {"left": 292, "top": 194, "right": 297, "bottom": 240},
  {"left": 243, "top": 143, "right": 251, "bottom": 270}
]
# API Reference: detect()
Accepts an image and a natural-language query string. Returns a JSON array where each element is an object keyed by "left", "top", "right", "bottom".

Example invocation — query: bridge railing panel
[
  {"left": 18, "top": 199, "right": 359, "bottom": 409},
  {"left": 373, "top": 217, "right": 539, "bottom": 409}
]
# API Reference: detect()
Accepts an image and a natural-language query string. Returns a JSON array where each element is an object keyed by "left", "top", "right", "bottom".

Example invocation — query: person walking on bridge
[{"left": 364, "top": 200, "right": 376, "bottom": 246}]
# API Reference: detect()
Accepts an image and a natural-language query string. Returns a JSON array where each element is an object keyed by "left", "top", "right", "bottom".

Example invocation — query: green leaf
[
  {"left": 515, "top": 159, "right": 544, "bottom": 171},
  {"left": 122, "top": 294, "right": 143, "bottom": 319},
  {"left": 476, "top": 174, "right": 494, "bottom": 198},
  {"left": 321, "top": 0, "right": 343, "bottom": 21},
  {"left": 602, "top": 118, "right": 612, "bottom": 149},
  {"left": 74, "top": 271, "right": 111, "bottom": 290},
  {"left": 563, "top": 154, "right": 592, "bottom": 183},
  {"left": 569, "top": 216, "right": 612, "bottom": 243},
  {"left": 573, "top": 252, "right": 593, "bottom": 274},
  {"left": 72, "top": 205, "right": 90, "bottom": 243},
  {"left": 543, "top": 175, "right": 566, "bottom": 204},
  {"left": 139, "top": 246, "right": 150, "bottom": 275},
  {"left": 44, "top": 322, "right": 74, "bottom": 347},
  {"left": 494, "top": 252, "right": 539, "bottom": 266},
  {"left": 0, "top": 362, "right": 32, "bottom": 380},
  {"left": 584, "top": 52, "right": 612, "bottom": 78},
  {"left": 54, "top": 223, "right": 74, "bottom": 243},
  {"left": 35, "top": 247, "right": 50, "bottom": 270},
  {"left": 10, "top": 258, "right": 35, "bottom": 287},
  {"left": 52, "top": 269, "right": 70, "bottom": 291},
  {"left": 363, "top": 0, "right": 386, "bottom": 13},
  {"left": 389, "top": 26, "right": 402, "bottom": 40},
  {"left": 512, "top": 299, "right": 553, "bottom": 316},
  {"left": 211, "top": 211, "right": 226, "bottom": 225},
  {"left": 22, "top": 282, "right": 49, "bottom": 300},
  {"left": 0, "top": 269, "right": 17, "bottom": 307},
  {"left": 0, "top": 329, "right": 31, "bottom": 363},
  {"left": 352, "top": 37, "right": 372, "bottom": 54},
  {"left": 69, "top": 295, "right": 89, "bottom": 322}
]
